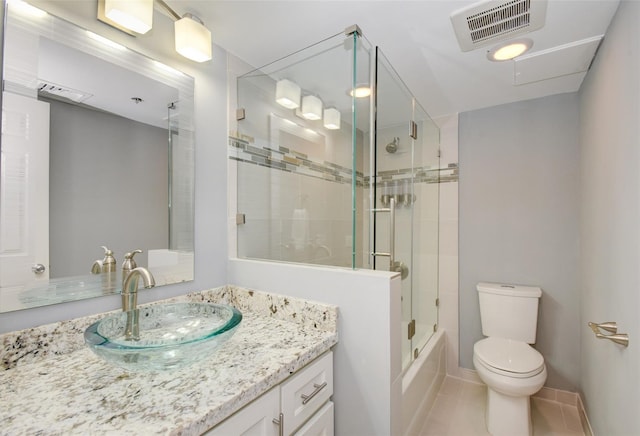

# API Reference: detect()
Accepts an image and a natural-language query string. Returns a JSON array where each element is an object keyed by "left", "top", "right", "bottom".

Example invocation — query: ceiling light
[
  {"left": 175, "top": 13, "right": 212, "bottom": 63},
  {"left": 487, "top": 39, "right": 533, "bottom": 62},
  {"left": 323, "top": 108, "right": 341, "bottom": 130},
  {"left": 301, "top": 95, "right": 322, "bottom": 121},
  {"left": 104, "top": 0, "right": 153, "bottom": 34},
  {"left": 349, "top": 85, "right": 372, "bottom": 98},
  {"left": 275, "top": 79, "right": 301, "bottom": 109}
]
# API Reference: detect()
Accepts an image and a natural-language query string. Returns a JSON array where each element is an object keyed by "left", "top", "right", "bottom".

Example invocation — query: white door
[{"left": 0, "top": 91, "right": 50, "bottom": 287}]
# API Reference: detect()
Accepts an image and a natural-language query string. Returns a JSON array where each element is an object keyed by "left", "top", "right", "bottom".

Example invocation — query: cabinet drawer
[
  {"left": 281, "top": 351, "right": 333, "bottom": 435},
  {"left": 293, "top": 401, "right": 334, "bottom": 436},
  {"left": 204, "top": 387, "right": 279, "bottom": 436}
]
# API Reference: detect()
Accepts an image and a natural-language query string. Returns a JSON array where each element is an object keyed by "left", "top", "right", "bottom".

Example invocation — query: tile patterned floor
[{"left": 420, "top": 377, "right": 585, "bottom": 436}]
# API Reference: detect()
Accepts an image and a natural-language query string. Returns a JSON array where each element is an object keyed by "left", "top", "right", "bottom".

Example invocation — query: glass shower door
[
  {"left": 373, "top": 49, "right": 417, "bottom": 369},
  {"left": 372, "top": 49, "right": 440, "bottom": 369},
  {"left": 411, "top": 103, "right": 440, "bottom": 357}
]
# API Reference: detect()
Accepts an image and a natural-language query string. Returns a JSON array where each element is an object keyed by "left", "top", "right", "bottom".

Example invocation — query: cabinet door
[
  {"left": 293, "top": 401, "right": 334, "bottom": 436},
  {"left": 205, "top": 387, "right": 280, "bottom": 436}
]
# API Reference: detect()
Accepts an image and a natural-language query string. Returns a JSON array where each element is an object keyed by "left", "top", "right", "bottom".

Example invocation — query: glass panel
[
  {"left": 352, "top": 34, "right": 373, "bottom": 269},
  {"left": 373, "top": 49, "right": 416, "bottom": 369},
  {"left": 411, "top": 102, "right": 440, "bottom": 356},
  {"left": 235, "top": 32, "right": 367, "bottom": 267}
]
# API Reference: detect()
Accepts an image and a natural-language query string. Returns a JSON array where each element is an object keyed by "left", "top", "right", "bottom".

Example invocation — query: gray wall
[
  {"left": 579, "top": 0, "right": 640, "bottom": 433},
  {"left": 48, "top": 99, "right": 168, "bottom": 277},
  {"left": 459, "top": 93, "right": 581, "bottom": 390}
]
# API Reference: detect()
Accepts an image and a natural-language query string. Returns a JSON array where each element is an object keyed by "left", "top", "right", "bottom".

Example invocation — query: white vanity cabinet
[{"left": 206, "top": 351, "right": 333, "bottom": 436}]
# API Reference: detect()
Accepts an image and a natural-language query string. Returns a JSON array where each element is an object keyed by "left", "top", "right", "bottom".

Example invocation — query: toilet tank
[{"left": 477, "top": 282, "right": 542, "bottom": 344}]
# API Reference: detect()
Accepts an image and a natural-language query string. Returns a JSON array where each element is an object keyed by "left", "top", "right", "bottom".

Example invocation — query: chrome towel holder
[{"left": 588, "top": 321, "right": 629, "bottom": 347}]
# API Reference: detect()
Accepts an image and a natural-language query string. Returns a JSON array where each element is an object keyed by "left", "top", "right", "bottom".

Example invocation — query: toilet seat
[{"left": 474, "top": 337, "right": 544, "bottom": 378}]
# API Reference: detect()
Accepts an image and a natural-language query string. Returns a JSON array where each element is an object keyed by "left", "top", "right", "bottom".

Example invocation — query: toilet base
[{"left": 486, "top": 387, "right": 532, "bottom": 436}]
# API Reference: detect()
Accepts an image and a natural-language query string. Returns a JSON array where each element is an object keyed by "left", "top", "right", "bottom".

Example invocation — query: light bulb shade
[
  {"left": 301, "top": 95, "right": 322, "bottom": 121},
  {"left": 275, "top": 79, "right": 301, "bottom": 109},
  {"left": 104, "top": 0, "right": 153, "bottom": 34},
  {"left": 323, "top": 108, "right": 341, "bottom": 130},
  {"left": 175, "top": 16, "right": 212, "bottom": 63}
]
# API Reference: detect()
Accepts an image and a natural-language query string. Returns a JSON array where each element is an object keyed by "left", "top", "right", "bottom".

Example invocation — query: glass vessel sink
[{"left": 84, "top": 302, "right": 242, "bottom": 371}]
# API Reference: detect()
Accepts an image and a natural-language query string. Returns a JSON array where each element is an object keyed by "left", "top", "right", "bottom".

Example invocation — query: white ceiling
[
  {"left": 38, "top": 38, "right": 178, "bottom": 129},
  {"left": 168, "top": 0, "right": 620, "bottom": 118}
]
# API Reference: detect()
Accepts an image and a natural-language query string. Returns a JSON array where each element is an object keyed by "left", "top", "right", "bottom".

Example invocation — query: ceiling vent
[
  {"left": 37, "top": 81, "right": 93, "bottom": 104},
  {"left": 451, "top": 0, "right": 548, "bottom": 52}
]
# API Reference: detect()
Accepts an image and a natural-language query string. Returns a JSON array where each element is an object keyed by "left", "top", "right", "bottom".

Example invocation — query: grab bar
[{"left": 588, "top": 321, "right": 629, "bottom": 347}]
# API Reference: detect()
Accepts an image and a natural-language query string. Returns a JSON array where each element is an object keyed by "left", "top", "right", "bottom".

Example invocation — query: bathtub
[{"left": 401, "top": 328, "right": 447, "bottom": 436}]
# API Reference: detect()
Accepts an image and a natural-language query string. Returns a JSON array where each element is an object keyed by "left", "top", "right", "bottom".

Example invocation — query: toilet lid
[{"left": 474, "top": 337, "right": 544, "bottom": 376}]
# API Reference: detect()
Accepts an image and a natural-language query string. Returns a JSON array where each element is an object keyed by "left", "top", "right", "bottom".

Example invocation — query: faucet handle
[
  {"left": 124, "top": 249, "right": 143, "bottom": 259},
  {"left": 122, "top": 249, "right": 143, "bottom": 271}
]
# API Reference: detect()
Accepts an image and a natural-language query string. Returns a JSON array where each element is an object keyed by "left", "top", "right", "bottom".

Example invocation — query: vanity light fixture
[
  {"left": 275, "top": 79, "right": 302, "bottom": 109},
  {"left": 97, "top": 0, "right": 213, "bottom": 63},
  {"left": 487, "top": 38, "right": 533, "bottom": 62},
  {"left": 174, "top": 13, "right": 212, "bottom": 63},
  {"left": 323, "top": 108, "right": 341, "bottom": 130},
  {"left": 301, "top": 95, "right": 323, "bottom": 120},
  {"left": 104, "top": 0, "right": 153, "bottom": 34}
]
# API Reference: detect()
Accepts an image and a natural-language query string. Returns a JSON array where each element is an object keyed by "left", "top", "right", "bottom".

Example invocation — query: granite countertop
[{"left": 0, "top": 285, "right": 338, "bottom": 435}]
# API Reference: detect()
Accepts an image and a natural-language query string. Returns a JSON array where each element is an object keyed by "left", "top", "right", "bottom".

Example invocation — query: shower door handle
[
  {"left": 371, "top": 197, "right": 397, "bottom": 272},
  {"left": 389, "top": 196, "right": 396, "bottom": 271}
]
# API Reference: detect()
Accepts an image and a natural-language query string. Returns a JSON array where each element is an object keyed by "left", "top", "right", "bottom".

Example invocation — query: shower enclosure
[{"left": 233, "top": 26, "right": 440, "bottom": 369}]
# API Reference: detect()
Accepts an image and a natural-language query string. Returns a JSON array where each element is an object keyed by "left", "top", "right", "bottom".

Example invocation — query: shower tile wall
[{"left": 433, "top": 114, "right": 462, "bottom": 377}]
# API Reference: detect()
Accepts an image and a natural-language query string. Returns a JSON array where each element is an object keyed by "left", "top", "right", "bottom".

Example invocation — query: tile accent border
[
  {"left": 229, "top": 135, "right": 459, "bottom": 186},
  {"left": 230, "top": 136, "right": 363, "bottom": 185}
]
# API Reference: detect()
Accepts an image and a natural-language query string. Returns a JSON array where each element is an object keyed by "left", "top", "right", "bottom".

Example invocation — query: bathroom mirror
[{"left": 0, "top": 3, "right": 195, "bottom": 312}]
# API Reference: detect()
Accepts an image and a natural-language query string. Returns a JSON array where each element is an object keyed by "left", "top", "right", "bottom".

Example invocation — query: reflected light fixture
[
  {"left": 323, "top": 108, "right": 341, "bottom": 130},
  {"left": 175, "top": 13, "right": 212, "bottom": 63},
  {"left": 349, "top": 85, "right": 372, "bottom": 98},
  {"left": 301, "top": 95, "right": 323, "bottom": 120},
  {"left": 104, "top": 0, "right": 153, "bottom": 34},
  {"left": 487, "top": 38, "right": 533, "bottom": 61},
  {"left": 275, "top": 79, "right": 301, "bottom": 109}
]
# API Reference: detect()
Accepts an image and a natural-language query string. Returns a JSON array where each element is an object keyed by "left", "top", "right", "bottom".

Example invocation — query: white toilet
[{"left": 473, "top": 282, "right": 547, "bottom": 436}]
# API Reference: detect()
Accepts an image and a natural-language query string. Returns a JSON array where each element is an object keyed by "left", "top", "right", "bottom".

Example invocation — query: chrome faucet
[{"left": 122, "top": 267, "right": 156, "bottom": 340}]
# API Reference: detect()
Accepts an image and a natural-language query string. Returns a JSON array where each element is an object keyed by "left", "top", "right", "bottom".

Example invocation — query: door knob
[{"left": 32, "top": 264, "right": 46, "bottom": 274}]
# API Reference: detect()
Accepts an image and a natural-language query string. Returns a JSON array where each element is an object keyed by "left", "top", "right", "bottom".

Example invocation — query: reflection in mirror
[{"left": 0, "top": 2, "right": 195, "bottom": 312}]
